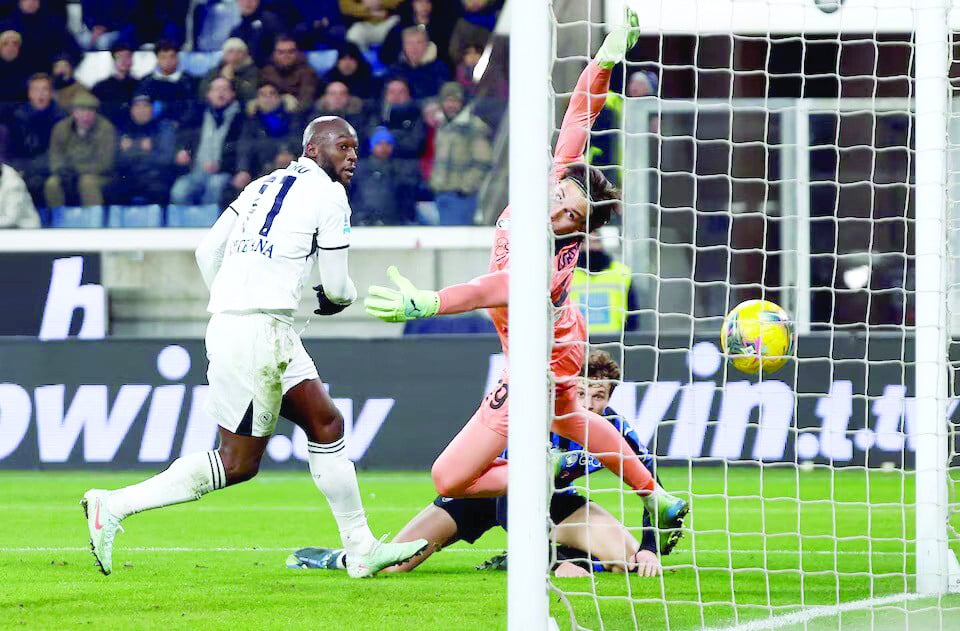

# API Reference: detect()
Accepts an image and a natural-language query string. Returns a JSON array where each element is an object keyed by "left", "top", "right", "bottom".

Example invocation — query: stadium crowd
[{"left": 0, "top": 0, "right": 505, "bottom": 228}]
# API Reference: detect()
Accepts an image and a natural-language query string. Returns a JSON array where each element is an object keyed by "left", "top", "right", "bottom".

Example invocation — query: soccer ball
[{"left": 720, "top": 299, "right": 795, "bottom": 375}]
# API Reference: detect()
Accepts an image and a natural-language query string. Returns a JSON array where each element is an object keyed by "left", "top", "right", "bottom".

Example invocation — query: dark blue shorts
[{"left": 432, "top": 492, "right": 588, "bottom": 544}]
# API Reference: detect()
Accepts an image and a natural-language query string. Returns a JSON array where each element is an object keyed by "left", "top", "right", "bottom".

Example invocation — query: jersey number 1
[{"left": 258, "top": 175, "right": 296, "bottom": 237}]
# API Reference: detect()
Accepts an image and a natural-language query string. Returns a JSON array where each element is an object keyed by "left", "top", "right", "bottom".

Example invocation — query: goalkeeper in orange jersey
[
  {"left": 287, "top": 350, "right": 686, "bottom": 577},
  {"left": 364, "top": 9, "right": 688, "bottom": 531}
]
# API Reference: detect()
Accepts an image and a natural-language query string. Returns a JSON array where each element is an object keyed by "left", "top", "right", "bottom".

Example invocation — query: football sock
[
  {"left": 308, "top": 439, "right": 378, "bottom": 557},
  {"left": 105, "top": 450, "right": 226, "bottom": 520}
]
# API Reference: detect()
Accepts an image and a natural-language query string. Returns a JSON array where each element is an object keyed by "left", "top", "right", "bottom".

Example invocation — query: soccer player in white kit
[{"left": 81, "top": 116, "right": 428, "bottom": 578}]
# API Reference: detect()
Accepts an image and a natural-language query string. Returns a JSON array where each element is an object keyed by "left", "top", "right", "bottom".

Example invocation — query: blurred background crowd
[{"left": 0, "top": 0, "right": 514, "bottom": 228}]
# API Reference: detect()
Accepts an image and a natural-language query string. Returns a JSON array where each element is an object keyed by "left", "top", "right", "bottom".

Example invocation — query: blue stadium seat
[
  {"left": 166, "top": 204, "right": 221, "bottom": 227},
  {"left": 107, "top": 205, "right": 163, "bottom": 228},
  {"left": 306, "top": 50, "right": 339, "bottom": 76},
  {"left": 180, "top": 51, "right": 223, "bottom": 78},
  {"left": 51, "top": 206, "right": 105, "bottom": 228}
]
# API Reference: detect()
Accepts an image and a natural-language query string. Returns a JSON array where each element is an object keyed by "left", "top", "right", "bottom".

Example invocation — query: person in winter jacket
[
  {"left": 258, "top": 36, "right": 318, "bottom": 113},
  {"left": 44, "top": 91, "right": 116, "bottom": 207},
  {"left": 169, "top": 77, "right": 243, "bottom": 206},
  {"left": 387, "top": 25, "right": 449, "bottom": 101}
]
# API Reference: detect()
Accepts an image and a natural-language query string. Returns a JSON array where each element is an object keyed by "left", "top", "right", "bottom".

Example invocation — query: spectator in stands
[
  {"left": 626, "top": 70, "right": 659, "bottom": 98},
  {"left": 350, "top": 126, "right": 418, "bottom": 225},
  {"left": 1, "top": 0, "right": 80, "bottom": 74},
  {"left": 0, "top": 160, "right": 39, "bottom": 227},
  {"left": 323, "top": 42, "right": 378, "bottom": 99},
  {"left": 291, "top": 0, "right": 346, "bottom": 50},
  {"left": 419, "top": 97, "right": 441, "bottom": 181},
  {"left": 310, "top": 80, "right": 365, "bottom": 141},
  {"left": 228, "top": 0, "right": 285, "bottom": 67},
  {"left": 78, "top": 0, "right": 139, "bottom": 50},
  {"left": 170, "top": 77, "right": 243, "bottom": 206},
  {"left": 8, "top": 72, "right": 61, "bottom": 199},
  {"left": 235, "top": 80, "right": 298, "bottom": 188},
  {"left": 9, "top": 73, "right": 64, "bottom": 204},
  {"left": 199, "top": 37, "right": 259, "bottom": 105},
  {"left": 448, "top": 0, "right": 499, "bottom": 65},
  {"left": 51, "top": 52, "right": 91, "bottom": 109},
  {"left": 139, "top": 40, "right": 196, "bottom": 127},
  {"left": 454, "top": 42, "right": 482, "bottom": 98},
  {"left": 0, "top": 30, "right": 28, "bottom": 110},
  {"left": 341, "top": 0, "right": 402, "bottom": 49},
  {"left": 44, "top": 92, "right": 116, "bottom": 207},
  {"left": 429, "top": 82, "right": 491, "bottom": 225},
  {"left": 380, "top": 0, "right": 454, "bottom": 67},
  {"left": 389, "top": 25, "right": 448, "bottom": 101},
  {"left": 370, "top": 76, "right": 424, "bottom": 159},
  {"left": 106, "top": 93, "right": 176, "bottom": 205},
  {"left": 91, "top": 42, "right": 138, "bottom": 126},
  {"left": 259, "top": 36, "right": 318, "bottom": 113}
]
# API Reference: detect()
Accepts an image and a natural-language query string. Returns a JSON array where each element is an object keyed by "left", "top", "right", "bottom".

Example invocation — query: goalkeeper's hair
[
  {"left": 587, "top": 349, "right": 621, "bottom": 395},
  {"left": 561, "top": 162, "right": 621, "bottom": 232}
]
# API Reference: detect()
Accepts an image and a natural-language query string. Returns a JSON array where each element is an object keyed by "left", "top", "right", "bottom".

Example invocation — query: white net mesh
[{"left": 538, "top": 0, "right": 958, "bottom": 628}]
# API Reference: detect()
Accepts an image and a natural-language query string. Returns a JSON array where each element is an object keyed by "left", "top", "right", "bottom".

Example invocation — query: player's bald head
[
  {"left": 302, "top": 115, "right": 359, "bottom": 185},
  {"left": 302, "top": 116, "right": 356, "bottom": 154}
]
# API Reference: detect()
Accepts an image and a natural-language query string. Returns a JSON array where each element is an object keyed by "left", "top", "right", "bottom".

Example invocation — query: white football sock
[
  {"left": 308, "top": 438, "right": 378, "bottom": 557},
  {"left": 105, "top": 451, "right": 226, "bottom": 520}
]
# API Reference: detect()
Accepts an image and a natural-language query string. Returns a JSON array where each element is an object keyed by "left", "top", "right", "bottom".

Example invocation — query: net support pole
[
  {"left": 914, "top": 0, "right": 950, "bottom": 596},
  {"left": 507, "top": 0, "right": 551, "bottom": 628}
]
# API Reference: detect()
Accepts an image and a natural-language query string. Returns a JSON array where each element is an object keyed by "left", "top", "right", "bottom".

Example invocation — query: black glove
[{"left": 313, "top": 285, "right": 350, "bottom": 315}]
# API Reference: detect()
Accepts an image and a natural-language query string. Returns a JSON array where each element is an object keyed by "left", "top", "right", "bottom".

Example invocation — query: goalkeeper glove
[
  {"left": 595, "top": 7, "right": 640, "bottom": 69},
  {"left": 313, "top": 285, "right": 350, "bottom": 316},
  {"left": 364, "top": 266, "right": 440, "bottom": 323}
]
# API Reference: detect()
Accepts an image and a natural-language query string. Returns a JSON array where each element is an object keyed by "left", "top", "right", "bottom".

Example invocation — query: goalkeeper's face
[
  {"left": 550, "top": 180, "right": 589, "bottom": 236},
  {"left": 578, "top": 382, "right": 612, "bottom": 415}
]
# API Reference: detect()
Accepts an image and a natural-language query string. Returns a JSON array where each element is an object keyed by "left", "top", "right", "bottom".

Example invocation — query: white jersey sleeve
[{"left": 207, "top": 160, "right": 350, "bottom": 314}]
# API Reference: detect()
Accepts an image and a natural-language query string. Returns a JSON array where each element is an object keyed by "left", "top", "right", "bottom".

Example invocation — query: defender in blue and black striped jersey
[{"left": 287, "top": 350, "right": 687, "bottom": 578}]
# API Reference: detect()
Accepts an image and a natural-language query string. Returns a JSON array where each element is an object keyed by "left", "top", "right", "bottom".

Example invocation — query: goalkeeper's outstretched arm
[
  {"left": 551, "top": 10, "right": 640, "bottom": 179},
  {"left": 364, "top": 266, "right": 508, "bottom": 323}
]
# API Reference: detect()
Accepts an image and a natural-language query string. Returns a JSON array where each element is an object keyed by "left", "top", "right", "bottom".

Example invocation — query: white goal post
[{"left": 508, "top": 0, "right": 958, "bottom": 628}]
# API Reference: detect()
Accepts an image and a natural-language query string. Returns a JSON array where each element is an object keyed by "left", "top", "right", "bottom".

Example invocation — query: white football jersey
[{"left": 207, "top": 158, "right": 351, "bottom": 314}]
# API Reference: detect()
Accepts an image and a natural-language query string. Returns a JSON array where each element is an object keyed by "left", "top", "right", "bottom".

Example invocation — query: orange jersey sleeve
[{"left": 552, "top": 60, "right": 613, "bottom": 181}]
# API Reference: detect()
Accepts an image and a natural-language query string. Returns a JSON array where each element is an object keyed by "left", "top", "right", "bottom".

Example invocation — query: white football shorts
[{"left": 203, "top": 312, "right": 320, "bottom": 437}]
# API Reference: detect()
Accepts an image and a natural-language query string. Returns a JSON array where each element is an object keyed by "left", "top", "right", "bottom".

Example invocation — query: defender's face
[
  {"left": 550, "top": 179, "right": 588, "bottom": 236},
  {"left": 578, "top": 382, "right": 612, "bottom": 416}
]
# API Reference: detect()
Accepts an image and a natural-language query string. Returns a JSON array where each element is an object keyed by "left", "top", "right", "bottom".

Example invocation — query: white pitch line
[
  {"left": 0, "top": 547, "right": 912, "bottom": 557},
  {"left": 712, "top": 592, "right": 926, "bottom": 631}
]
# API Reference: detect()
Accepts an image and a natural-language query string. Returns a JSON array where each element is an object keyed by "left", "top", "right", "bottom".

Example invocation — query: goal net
[{"left": 508, "top": 0, "right": 960, "bottom": 629}]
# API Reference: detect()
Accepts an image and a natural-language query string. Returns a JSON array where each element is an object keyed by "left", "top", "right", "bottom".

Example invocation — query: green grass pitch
[{"left": 2, "top": 467, "right": 958, "bottom": 629}]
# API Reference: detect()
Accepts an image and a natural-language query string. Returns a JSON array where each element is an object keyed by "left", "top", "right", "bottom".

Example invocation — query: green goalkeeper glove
[
  {"left": 595, "top": 7, "right": 640, "bottom": 69},
  {"left": 364, "top": 266, "right": 440, "bottom": 323}
]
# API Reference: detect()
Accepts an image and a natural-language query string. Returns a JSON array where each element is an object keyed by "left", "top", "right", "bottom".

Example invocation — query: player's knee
[
  {"left": 219, "top": 451, "right": 261, "bottom": 485},
  {"left": 431, "top": 464, "right": 463, "bottom": 498}
]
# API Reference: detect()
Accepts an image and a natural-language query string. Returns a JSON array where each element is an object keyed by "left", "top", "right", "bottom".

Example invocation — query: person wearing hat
[
  {"left": 51, "top": 51, "right": 91, "bottom": 110},
  {"left": 106, "top": 92, "right": 176, "bottom": 205},
  {"left": 199, "top": 38, "right": 259, "bottom": 105},
  {"left": 350, "top": 125, "right": 419, "bottom": 225},
  {"left": 44, "top": 91, "right": 116, "bottom": 207},
  {"left": 428, "top": 81, "right": 491, "bottom": 225}
]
